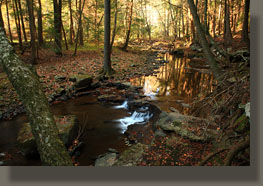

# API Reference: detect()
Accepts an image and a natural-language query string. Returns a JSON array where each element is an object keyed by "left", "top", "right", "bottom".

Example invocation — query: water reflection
[{"left": 130, "top": 53, "right": 215, "bottom": 115}]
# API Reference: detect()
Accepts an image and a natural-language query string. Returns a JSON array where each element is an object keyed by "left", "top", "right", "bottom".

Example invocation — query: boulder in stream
[
  {"left": 95, "top": 153, "right": 118, "bottom": 166},
  {"left": 70, "top": 74, "right": 93, "bottom": 89},
  {"left": 17, "top": 115, "right": 78, "bottom": 157}
]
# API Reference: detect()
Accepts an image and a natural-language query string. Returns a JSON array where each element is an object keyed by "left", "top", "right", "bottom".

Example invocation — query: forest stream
[{"left": 0, "top": 53, "right": 215, "bottom": 166}]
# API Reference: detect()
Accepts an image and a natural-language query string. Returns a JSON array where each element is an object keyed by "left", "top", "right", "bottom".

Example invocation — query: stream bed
[{"left": 0, "top": 53, "right": 215, "bottom": 166}]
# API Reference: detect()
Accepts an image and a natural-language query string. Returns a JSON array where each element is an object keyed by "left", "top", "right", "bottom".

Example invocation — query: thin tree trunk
[
  {"left": 242, "top": 0, "right": 250, "bottom": 49},
  {"left": 53, "top": 0, "right": 62, "bottom": 55},
  {"left": 187, "top": 0, "right": 221, "bottom": 80},
  {"left": 204, "top": 0, "right": 208, "bottom": 34},
  {"left": 18, "top": 0, "right": 27, "bottom": 42},
  {"left": 122, "top": 0, "right": 133, "bottom": 51},
  {"left": 224, "top": 0, "right": 232, "bottom": 46},
  {"left": 62, "top": 22, "right": 68, "bottom": 50},
  {"left": 103, "top": 0, "right": 113, "bottom": 75},
  {"left": 218, "top": 0, "right": 222, "bottom": 36},
  {"left": 12, "top": 0, "right": 23, "bottom": 50},
  {"left": 110, "top": 0, "right": 118, "bottom": 53},
  {"left": 37, "top": 0, "right": 43, "bottom": 46},
  {"left": 6, "top": 0, "right": 13, "bottom": 43},
  {"left": 78, "top": 0, "right": 83, "bottom": 46},
  {"left": 73, "top": 0, "right": 85, "bottom": 56},
  {"left": 68, "top": 0, "right": 74, "bottom": 45},
  {"left": 0, "top": 28, "right": 73, "bottom": 166},
  {"left": 26, "top": 0, "right": 37, "bottom": 64}
]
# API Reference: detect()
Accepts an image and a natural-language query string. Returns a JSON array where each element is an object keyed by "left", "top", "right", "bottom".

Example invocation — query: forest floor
[{"left": 0, "top": 37, "right": 250, "bottom": 166}]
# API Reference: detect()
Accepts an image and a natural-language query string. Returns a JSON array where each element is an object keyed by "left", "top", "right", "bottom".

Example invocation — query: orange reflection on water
[{"left": 130, "top": 53, "right": 215, "bottom": 115}]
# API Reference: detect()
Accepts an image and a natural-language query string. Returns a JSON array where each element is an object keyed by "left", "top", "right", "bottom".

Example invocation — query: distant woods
[{"left": 0, "top": 0, "right": 250, "bottom": 62}]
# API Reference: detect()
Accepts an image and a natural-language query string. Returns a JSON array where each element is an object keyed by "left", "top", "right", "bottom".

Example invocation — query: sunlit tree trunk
[
  {"left": 187, "top": 0, "right": 221, "bottom": 80},
  {"left": 18, "top": 0, "right": 27, "bottom": 42},
  {"left": 6, "top": 0, "right": 13, "bottom": 43},
  {"left": 0, "top": 1, "right": 6, "bottom": 35},
  {"left": 122, "top": 0, "right": 133, "bottom": 51},
  {"left": 68, "top": 0, "right": 74, "bottom": 45},
  {"left": 78, "top": 0, "right": 83, "bottom": 46},
  {"left": 217, "top": 0, "right": 222, "bottom": 36},
  {"left": 26, "top": 0, "right": 37, "bottom": 64},
  {"left": 62, "top": 22, "right": 68, "bottom": 50},
  {"left": 37, "top": 0, "right": 43, "bottom": 46},
  {"left": 0, "top": 28, "right": 73, "bottom": 166},
  {"left": 13, "top": 0, "right": 23, "bottom": 50}
]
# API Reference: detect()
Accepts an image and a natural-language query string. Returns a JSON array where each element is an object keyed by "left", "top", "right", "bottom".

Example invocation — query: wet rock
[
  {"left": 181, "top": 103, "right": 191, "bottom": 108},
  {"left": 154, "top": 129, "right": 166, "bottom": 137},
  {"left": 108, "top": 148, "right": 119, "bottom": 154},
  {"left": 114, "top": 143, "right": 147, "bottom": 166},
  {"left": 95, "top": 153, "right": 118, "bottom": 166},
  {"left": 97, "top": 94, "right": 123, "bottom": 102},
  {"left": 17, "top": 115, "right": 78, "bottom": 157},
  {"left": 169, "top": 107, "right": 179, "bottom": 113}
]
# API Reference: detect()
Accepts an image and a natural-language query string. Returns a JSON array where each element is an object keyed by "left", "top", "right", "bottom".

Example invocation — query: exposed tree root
[
  {"left": 198, "top": 148, "right": 228, "bottom": 166},
  {"left": 224, "top": 136, "right": 250, "bottom": 166}
]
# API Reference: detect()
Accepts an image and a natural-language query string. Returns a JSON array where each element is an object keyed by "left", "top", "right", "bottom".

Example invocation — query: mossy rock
[
  {"left": 114, "top": 143, "right": 147, "bottom": 166},
  {"left": 235, "top": 114, "right": 249, "bottom": 133},
  {"left": 70, "top": 74, "right": 93, "bottom": 89},
  {"left": 17, "top": 115, "right": 78, "bottom": 157}
]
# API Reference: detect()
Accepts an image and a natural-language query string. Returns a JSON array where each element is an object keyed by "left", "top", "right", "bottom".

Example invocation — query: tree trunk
[
  {"left": 110, "top": 0, "right": 118, "bottom": 53},
  {"left": 102, "top": 0, "right": 113, "bottom": 75},
  {"left": 18, "top": 0, "right": 27, "bottom": 42},
  {"left": 224, "top": 0, "right": 232, "bottom": 46},
  {"left": 37, "top": 0, "right": 44, "bottom": 46},
  {"left": 73, "top": 0, "right": 85, "bottom": 56},
  {"left": 68, "top": 0, "right": 74, "bottom": 45},
  {"left": 122, "top": 0, "right": 133, "bottom": 51},
  {"left": 242, "top": 0, "right": 250, "bottom": 49},
  {"left": 6, "top": 0, "right": 13, "bottom": 43},
  {"left": 204, "top": 0, "right": 208, "bottom": 34},
  {"left": 53, "top": 0, "right": 62, "bottom": 55},
  {"left": 187, "top": 0, "right": 221, "bottom": 80},
  {"left": 62, "top": 22, "right": 68, "bottom": 50},
  {"left": 0, "top": 1, "right": 6, "bottom": 35},
  {"left": 218, "top": 0, "right": 222, "bottom": 36},
  {"left": 26, "top": 0, "right": 37, "bottom": 64},
  {"left": 78, "top": 0, "right": 83, "bottom": 46},
  {"left": 13, "top": 0, "right": 23, "bottom": 51},
  {"left": 0, "top": 28, "right": 73, "bottom": 166}
]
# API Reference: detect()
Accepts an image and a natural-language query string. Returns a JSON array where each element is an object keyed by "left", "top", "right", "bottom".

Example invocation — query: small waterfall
[
  {"left": 117, "top": 110, "right": 153, "bottom": 133},
  {"left": 114, "top": 101, "right": 128, "bottom": 109}
]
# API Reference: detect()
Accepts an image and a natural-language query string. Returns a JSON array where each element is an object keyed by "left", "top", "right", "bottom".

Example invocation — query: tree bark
[
  {"left": 0, "top": 28, "right": 73, "bottom": 166},
  {"left": 0, "top": 1, "right": 6, "bottom": 35},
  {"left": 6, "top": 0, "right": 13, "bottom": 43},
  {"left": 53, "top": 0, "right": 62, "bottom": 55},
  {"left": 122, "top": 0, "right": 133, "bottom": 51},
  {"left": 102, "top": 0, "right": 113, "bottom": 75},
  {"left": 18, "top": 0, "right": 27, "bottom": 42},
  {"left": 224, "top": 0, "right": 232, "bottom": 46},
  {"left": 187, "top": 0, "right": 221, "bottom": 80},
  {"left": 26, "top": 0, "right": 37, "bottom": 64},
  {"left": 242, "top": 0, "right": 250, "bottom": 49},
  {"left": 37, "top": 0, "right": 44, "bottom": 46},
  {"left": 68, "top": 0, "right": 74, "bottom": 45},
  {"left": 13, "top": 0, "right": 23, "bottom": 50},
  {"left": 78, "top": 0, "right": 83, "bottom": 46},
  {"left": 110, "top": 0, "right": 118, "bottom": 53}
]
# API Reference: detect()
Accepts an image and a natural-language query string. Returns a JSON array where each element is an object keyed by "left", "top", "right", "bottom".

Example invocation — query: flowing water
[{"left": 0, "top": 53, "right": 215, "bottom": 166}]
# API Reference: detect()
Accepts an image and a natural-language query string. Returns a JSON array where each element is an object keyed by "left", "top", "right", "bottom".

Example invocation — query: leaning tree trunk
[
  {"left": 13, "top": 0, "right": 23, "bottom": 51},
  {"left": 26, "top": 0, "right": 37, "bottom": 64},
  {"left": 18, "top": 0, "right": 27, "bottom": 42},
  {"left": 110, "top": 0, "right": 118, "bottom": 54},
  {"left": 0, "top": 28, "right": 73, "bottom": 166},
  {"left": 187, "top": 0, "right": 221, "bottom": 80},
  {"left": 122, "top": 0, "right": 133, "bottom": 51}
]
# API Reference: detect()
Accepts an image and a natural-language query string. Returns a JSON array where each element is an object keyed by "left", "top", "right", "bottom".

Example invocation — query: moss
[{"left": 235, "top": 114, "right": 249, "bottom": 133}]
